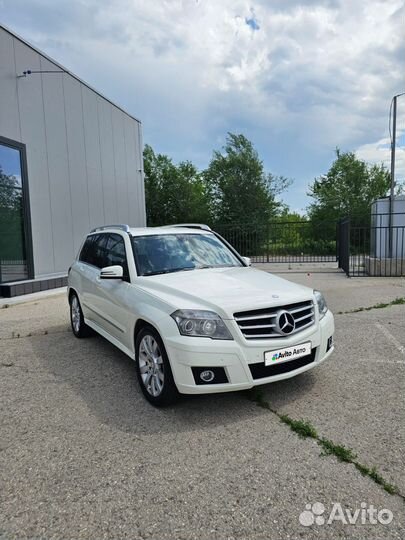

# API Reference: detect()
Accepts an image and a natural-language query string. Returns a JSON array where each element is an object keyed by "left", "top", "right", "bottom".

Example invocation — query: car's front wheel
[
  {"left": 135, "top": 326, "right": 179, "bottom": 406},
  {"left": 69, "top": 292, "right": 92, "bottom": 338}
]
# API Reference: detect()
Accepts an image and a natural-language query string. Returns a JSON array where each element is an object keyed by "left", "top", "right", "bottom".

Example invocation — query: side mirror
[
  {"left": 242, "top": 256, "right": 252, "bottom": 267},
  {"left": 100, "top": 265, "right": 124, "bottom": 279}
]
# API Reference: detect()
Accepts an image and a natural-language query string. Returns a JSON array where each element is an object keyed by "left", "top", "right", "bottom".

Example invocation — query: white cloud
[
  {"left": 1, "top": 0, "right": 404, "bottom": 208},
  {"left": 356, "top": 130, "right": 405, "bottom": 186}
]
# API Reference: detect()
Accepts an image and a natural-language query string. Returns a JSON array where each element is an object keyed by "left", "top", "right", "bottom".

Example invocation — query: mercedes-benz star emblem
[{"left": 276, "top": 310, "right": 295, "bottom": 335}]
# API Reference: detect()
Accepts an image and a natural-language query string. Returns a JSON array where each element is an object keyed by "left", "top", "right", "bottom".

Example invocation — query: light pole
[{"left": 388, "top": 92, "right": 405, "bottom": 257}]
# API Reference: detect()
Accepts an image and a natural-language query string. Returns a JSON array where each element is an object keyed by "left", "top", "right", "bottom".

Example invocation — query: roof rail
[
  {"left": 160, "top": 223, "right": 212, "bottom": 231},
  {"left": 90, "top": 224, "right": 131, "bottom": 234}
]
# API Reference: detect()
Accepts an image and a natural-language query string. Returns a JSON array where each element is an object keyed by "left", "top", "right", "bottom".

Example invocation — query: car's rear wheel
[
  {"left": 69, "top": 293, "right": 92, "bottom": 338},
  {"left": 135, "top": 326, "right": 179, "bottom": 406}
]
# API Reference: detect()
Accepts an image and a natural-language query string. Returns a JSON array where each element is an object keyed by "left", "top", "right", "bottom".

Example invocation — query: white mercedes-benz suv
[{"left": 68, "top": 224, "right": 334, "bottom": 406}]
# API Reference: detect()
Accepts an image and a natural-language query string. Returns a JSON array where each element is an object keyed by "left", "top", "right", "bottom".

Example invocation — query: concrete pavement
[{"left": 1, "top": 270, "right": 404, "bottom": 539}]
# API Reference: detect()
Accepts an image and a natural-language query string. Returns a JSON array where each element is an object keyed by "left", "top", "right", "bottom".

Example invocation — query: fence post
[
  {"left": 336, "top": 221, "right": 340, "bottom": 266},
  {"left": 266, "top": 222, "right": 270, "bottom": 262},
  {"left": 337, "top": 217, "right": 350, "bottom": 276},
  {"left": 338, "top": 219, "right": 344, "bottom": 269},
  {"left": 346, "top": 218, "right": 351, "bottom": 276}
]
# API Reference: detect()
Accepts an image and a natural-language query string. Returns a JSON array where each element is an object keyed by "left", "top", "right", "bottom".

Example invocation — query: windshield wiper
[
  {"left": 195, "top": 264, "right": 237, "bottom": 269},
  {"left": 142, "top": 267, "right": 196, "bottom": 276},
  {"left": 142, "top": 264, "right": 238, "bottom": 276}
]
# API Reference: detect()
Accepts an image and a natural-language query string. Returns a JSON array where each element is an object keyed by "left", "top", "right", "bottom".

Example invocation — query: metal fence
[
  {"left": 338, "top": 214, "right": 405, "bottom": 277},
  {"left": 216, "top": 221, "right": 338, "bottom": 263},
  {"left": 215, "top": 216, "right": 405, "bottom": 277},
  {"left": 2, "top": 218, "right": 403, "bottom": 282}
]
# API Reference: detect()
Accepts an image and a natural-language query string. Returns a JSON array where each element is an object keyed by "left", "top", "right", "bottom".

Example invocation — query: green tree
[
  {"left": 308, "top": 149, "right": 390, "bottom": 226},
  {"left": 143, "top": 145, "right": 210, "bottom": 226},
  {"left": 203, "top": 133, "right": 290, "bottom": 226},
  {"left": 269, "top": 210, "right": 311, "bottom": 256},
  {"left": 274, "top": 209, "right": 307, "bottom": 223}
]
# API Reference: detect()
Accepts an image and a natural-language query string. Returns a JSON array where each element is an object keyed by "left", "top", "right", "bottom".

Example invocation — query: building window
[{"left": 0, "top": 138, "right": 32, "bottom": 283}]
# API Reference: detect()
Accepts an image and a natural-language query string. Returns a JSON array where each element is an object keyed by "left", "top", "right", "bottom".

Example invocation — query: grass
[
  {"left": 391, "top": 297, "right": 405, "bottom": 305},
  {"left": 354, "top": 464, "right": 397, "bottom": 495},
  {"left": 337, "top": 296, "right": 405, "bottom": 314},
  {"left": 319, "top": 438, "right": 357, "bottom": 462},
  {"left": 278, "top": 414, "right": 318, "bottom": 439},
  {"left": 248, "top": 388, "right": 274, "bottom": 411},
  {"left": 247, "top": 389, "right": 403, "bottom": 499}
]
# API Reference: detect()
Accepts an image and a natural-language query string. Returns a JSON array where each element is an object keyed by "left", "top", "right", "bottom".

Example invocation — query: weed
[
  {"left": 391, "top": 297, "right": 405, "bottom": 306},
  {"left": 319, "top": 438, "right": 357, "bottom": 462},
  {"left": 279, "top": 414, "right": 318, "bottom": 439},
  {"left": 247, "top": 389, "right": 274, "bottom": 411},
  {"left": 356, "top": 464, "right": 397, "bottom": 495},
  {"left": 355, "top": 462, "right": 370, "bottom": 476},
  {"left": 338, "top": 297, "right": 405, "bottom": 314},
  {"left": 247, "top": 391, "right": 403, "bottom": 499}
]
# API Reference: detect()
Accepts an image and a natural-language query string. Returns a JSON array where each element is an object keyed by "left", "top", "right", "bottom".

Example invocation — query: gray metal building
[{"left": 0, "top": 24, "right": 146, "bottom": 296}]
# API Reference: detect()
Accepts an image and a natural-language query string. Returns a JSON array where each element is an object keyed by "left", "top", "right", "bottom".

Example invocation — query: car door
[
  {"left": 92, "top": 233, "right": 133, "bottom": 348},
  {"left": 76, "top": 233, "right": 107, "bottom": 323}
]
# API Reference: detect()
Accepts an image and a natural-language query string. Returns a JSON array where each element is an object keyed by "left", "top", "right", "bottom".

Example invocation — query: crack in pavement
[{"left": 247, "top": 390, "right": 405, "bottom": 503}]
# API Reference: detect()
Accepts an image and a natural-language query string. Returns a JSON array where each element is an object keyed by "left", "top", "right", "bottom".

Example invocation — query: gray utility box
[
  {"left": 366, "top": 196, "right": 405, "bottom": 276},
  {"left": 371, "top": 196, "right": 405, "bottom": 258}
]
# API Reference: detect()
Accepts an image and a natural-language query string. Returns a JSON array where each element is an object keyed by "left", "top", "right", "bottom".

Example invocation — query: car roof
[
  {"left": 89, "top": 226, "right": 213, "bottom": 237},
  {"left": 130, "top": 227, "right": 213, "bottom": 237}
]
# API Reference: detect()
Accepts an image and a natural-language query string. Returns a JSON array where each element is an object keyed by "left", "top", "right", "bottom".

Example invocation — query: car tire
[
  {"left": 135, "top": 326, "right": 179, "bottom": 407},
  {"left": 69, "top": 292, "right": 92, "bottom": 338}
]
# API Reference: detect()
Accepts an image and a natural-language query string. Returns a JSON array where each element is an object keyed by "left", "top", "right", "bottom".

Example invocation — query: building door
[{"left": 0, "top": 137, "right": 33, "bottom": 283}]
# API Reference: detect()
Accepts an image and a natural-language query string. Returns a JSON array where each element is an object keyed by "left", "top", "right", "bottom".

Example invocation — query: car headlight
[
  {"left": 171, "top": 309, "right": 233, "bottom": 340},
  {"left": 314, "top": 290, "right": 328, "bottom": 319}
]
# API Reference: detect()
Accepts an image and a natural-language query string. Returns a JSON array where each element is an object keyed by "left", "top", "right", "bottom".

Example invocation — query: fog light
[
  {"left": 192, "top": 366, "right": 228, "bottom": 385},
  {"left": 327, "top": 336, "right": 333, "bottom": 351},
  {"left": 200, "top": 370, "right": 215, "bottom": 383}
]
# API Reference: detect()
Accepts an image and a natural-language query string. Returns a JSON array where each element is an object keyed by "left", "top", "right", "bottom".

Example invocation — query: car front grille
[{"left": 234, "top": 300, "right": 315, "bottom": 340}]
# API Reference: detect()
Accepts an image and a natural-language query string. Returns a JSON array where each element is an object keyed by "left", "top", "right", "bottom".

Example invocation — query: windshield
[{"left": 132, "top": 233, "right": 243, "bottom": 276}]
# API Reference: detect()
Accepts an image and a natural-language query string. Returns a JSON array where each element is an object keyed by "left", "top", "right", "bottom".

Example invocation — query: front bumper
[{"left": 165, "top": 310, "right": 335, "bottom": 394}]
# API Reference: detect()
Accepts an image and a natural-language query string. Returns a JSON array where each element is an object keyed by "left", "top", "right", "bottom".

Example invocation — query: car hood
[{"left": 135, "top": 267, "right": 314, "bottom": 318}]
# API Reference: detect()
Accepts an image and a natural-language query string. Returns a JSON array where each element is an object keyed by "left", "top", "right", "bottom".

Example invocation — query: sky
[{"left": 0, "top": 0, "right": 404, "bottom": 213}]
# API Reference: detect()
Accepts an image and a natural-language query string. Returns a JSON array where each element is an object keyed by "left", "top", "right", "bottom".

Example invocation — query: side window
[
  {"left": 78, "top": 234, "right": 108, "bottom": 268},
  {"left": 93, "top": 234, "right": 109, "bottom": 269},
  {"left": 79, "top": 235, "right": 98, "bottom": 265},
  {"left": 105, "top": 234, "right": 129, "bottom": 276}
]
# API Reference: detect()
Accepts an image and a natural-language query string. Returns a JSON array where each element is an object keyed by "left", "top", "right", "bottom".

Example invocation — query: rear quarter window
[
  {"left": 79, "top": 234, "right": 108, "bottom": 268},
  {"left": 79, "top": 235, "right": 98, "bottom": 265}
]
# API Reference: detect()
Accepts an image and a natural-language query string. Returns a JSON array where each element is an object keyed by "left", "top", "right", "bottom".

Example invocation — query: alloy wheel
[
  {"left": 71, "top": 296, "right": 81, "bottom": 333},
  {"left": 138, "top": 334, "right": 165, "bottom": 397}
]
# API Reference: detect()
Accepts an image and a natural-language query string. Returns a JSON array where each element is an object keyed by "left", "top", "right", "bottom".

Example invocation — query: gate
[
  {"left": 337, "top": 215, "right": 405, "bottom": 277},
  {"left": 337, "top": 218, "right": 350, "bottom": 275}
]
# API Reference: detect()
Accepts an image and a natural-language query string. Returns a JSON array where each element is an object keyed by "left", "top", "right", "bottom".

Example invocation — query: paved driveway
[{"left": 1, "top": 270, "right": 404, "bottom": 539}]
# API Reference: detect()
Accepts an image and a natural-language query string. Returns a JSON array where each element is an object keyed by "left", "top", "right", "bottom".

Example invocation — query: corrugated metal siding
[{"left": 0, "top": 26, "right": 145, "bottom": 278}]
